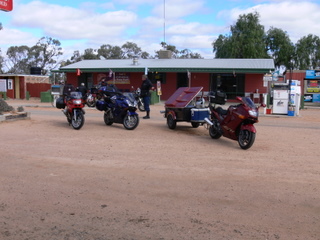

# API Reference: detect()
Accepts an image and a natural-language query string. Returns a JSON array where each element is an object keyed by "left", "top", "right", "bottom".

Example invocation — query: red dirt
[{"left": 1, "top": 99, "right": 320, "bottom": 239}]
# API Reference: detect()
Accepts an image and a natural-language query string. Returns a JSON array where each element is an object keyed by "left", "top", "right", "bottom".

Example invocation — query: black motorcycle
[
  {"left": 85, "top": 87, "right": 98, "bottom": 108},
  {"left": 131, "top": 86, "right": 145, "bottom": 112},
  {"left": 96, "top": 86, "right": 139, "bottom": 130}
]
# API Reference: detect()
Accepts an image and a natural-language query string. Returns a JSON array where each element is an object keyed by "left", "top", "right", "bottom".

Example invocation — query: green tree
[
  {"left": 213, "top": 12, "right": 268, "bottom": 58},
  {"left": 29, "top": 36, "right": 63, "bottom": 75},
  {"left": 97, "top": 44, "right": 123, "bottom": 59},
  {"left": 5, "top": 45, "right": 30, "bottom": 74},
  {"left": 121, "top": 42, "right": 150, "bottom": 59},
  {"left": 60, "top": 50, "right": 82, "bottom": 67},
  {"left": 265, "top": 27, "right": 295, "bottom": 68},
  {"left": 156, "top": 42, "right": 202, "bottom": 59},
  {"left": 0, "top": 49, "right": 4, "bottom": 74},
  {"left": 295, "top": 34, "right": 320, "bottom": 70},
  {"left": 82, "top": 48, "right": 99, "bottom": 60}
]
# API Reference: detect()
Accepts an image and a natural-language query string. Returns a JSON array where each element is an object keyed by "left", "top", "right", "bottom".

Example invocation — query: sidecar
[{"left": 162, "top": 87, "right": 210, "bottom": 129}]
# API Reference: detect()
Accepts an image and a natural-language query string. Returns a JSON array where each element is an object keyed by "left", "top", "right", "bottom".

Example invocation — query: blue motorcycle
[{"left": 95, "top": 85, "right": 139, "bottom": 130}]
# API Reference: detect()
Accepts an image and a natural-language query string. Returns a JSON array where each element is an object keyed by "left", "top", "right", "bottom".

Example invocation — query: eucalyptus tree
[
  {"left": 97, "top": 44, "right": 123, "bottom": 59},
  {"left": 213, "top": 12, "right": 269, "bottom": 59},
  {"left": 28, "top": 37, "right": 63, "bottom": 75},
  {"left": 5, "top": 45, "right": 31, "bottom": 74},
  {"left": 156, "top": 42, "right": 202, "bottom": 59},
  {"left": 265, "top": 27, "right": 295, "bottom": 68},
  {"left": 294, "top": 34, "right": 320, "bottom": 70}
]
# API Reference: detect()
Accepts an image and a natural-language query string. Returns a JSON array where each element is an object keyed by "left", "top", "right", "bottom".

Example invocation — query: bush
[{"left": 0, "top": 99, "right": 14, "bottom": 114}]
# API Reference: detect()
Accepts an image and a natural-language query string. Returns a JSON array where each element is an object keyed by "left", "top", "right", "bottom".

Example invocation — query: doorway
[
  {"left": 177, "top": 73, "right": 188, "bottom": 88},
  {"left": 78, "top": 73, "right": 93, "bottom": 88},
  {"left": 210, "top": 73, "right": 245, "bottom": 99}
]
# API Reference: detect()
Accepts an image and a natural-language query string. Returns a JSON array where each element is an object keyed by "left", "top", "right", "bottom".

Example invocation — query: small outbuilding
[{"left": 0, "top": 74, "right": 51, "bottom": 99}]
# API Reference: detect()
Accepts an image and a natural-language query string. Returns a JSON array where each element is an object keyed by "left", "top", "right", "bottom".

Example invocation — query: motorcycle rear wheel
[
  {"left": 138, "top": 102, "right": 145, "bottom": 112},
  {"left": 104, "top": 111, "right": 114, "bottom": 125},
  {"left": 123, "top": 114, "right": 139, "bottom": 130},
  {"left": 71, "top": 111, "right": 85, "bottom": 130},
  {"left": 238, "top": 130, "right": 255, "bottom": 150},
  {"left": 86, "top": 95, "right": 96, "bottom": 107},
  {"left": 209, "top": 119, "right": 222, "bottom": 139}
]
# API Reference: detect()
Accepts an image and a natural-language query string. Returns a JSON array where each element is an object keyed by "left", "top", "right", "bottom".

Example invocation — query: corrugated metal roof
[{"left": 58, "top": 58, "right": 275, "bottom": 73}]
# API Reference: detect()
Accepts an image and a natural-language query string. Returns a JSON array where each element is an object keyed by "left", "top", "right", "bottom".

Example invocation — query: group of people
[{"left": 73, "top": 74, "right": 154, "bottom": 119}]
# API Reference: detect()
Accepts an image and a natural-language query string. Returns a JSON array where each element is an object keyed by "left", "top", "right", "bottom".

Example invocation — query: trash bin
[
  {"left": 0, "top": 92, "right": 7, "bottom": 100},
  {"left": 40, "top": 91, "right": 52, "bottom": 102},
  {"left": 288, "top": 105, "right": 295, "bottom": 116},
  {"left": 150, "top": 91, "right": 159, "bottom": 105},
  {"left": 26, "top": 91, "right": 30, "bottom": 100}
]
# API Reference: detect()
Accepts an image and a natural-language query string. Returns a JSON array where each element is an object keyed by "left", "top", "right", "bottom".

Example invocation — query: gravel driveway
[{"left": 1, "top": 99, "right": 320, "bottom": 240}]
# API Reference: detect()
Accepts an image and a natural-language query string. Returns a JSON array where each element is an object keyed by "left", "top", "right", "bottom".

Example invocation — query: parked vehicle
[
  {"left": 56, "top": 90, "right": 85, "bottom": 130},
  {"left": 131, "top": 86, "right": 145, "bottom": 112},
  {"left": 204, "top": 91, "right": 264, "bottom": 149},
  {"left": 95, "top": 86, "right": 139, "bottom": 130},
  {"left": 86, "top": 87, "right": 98, "bottom": 108},
  {"left": 162, "top": 87, "right": 209, "bottom": 129}
]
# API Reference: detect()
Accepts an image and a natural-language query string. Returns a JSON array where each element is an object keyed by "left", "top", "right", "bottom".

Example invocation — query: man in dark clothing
[
  {"left": 140, "top": 74, "right": 153, "bottom": 119},
  {"left": 77, "top": 83, "right": 87, "bottom": 100}
]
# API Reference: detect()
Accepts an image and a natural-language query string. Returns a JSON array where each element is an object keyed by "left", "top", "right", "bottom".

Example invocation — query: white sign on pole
[{"left": 0, "top": 79, "right": 7, "bottom": 92}]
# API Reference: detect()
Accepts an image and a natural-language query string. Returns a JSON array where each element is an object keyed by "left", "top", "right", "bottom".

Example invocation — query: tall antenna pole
[{"left": 163, "top": 0, "right": 166, "bottom": 46}]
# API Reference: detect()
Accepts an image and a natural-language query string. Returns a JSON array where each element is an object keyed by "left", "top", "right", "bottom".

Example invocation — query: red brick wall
[
  {"left": 245, "top": 74, "right": 267, "bottom": 93},
  {"left": 27, "top": 83, "right": 51, "bottom": 97}
]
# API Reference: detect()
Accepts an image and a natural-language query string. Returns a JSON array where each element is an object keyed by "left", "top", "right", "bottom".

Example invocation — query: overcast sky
[{"left": 1, "top": 0, "right": 320, "bottom": 60}]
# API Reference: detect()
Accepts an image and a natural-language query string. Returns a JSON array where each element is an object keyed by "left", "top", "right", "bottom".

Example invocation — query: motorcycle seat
[{"left": 216, "top": 107, "right": 228, "bottom": 116}]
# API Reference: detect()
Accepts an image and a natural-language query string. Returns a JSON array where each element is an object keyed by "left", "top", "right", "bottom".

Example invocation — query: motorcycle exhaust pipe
[{"left": 204, "top": 117, "right": 213, "bottom": 126}]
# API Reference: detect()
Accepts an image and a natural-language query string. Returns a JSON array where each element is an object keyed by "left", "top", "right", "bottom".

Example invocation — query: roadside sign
[
  {"left": 0, "top": 79, "right": 7, "bottom": 92},
  {"left": 0, "top": 0, "right": 13, "bottom": 12}
]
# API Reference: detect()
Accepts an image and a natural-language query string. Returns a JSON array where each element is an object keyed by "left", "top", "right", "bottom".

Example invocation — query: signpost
[{"left": 0, "top": 0, "right": 13, "bottom": 12}]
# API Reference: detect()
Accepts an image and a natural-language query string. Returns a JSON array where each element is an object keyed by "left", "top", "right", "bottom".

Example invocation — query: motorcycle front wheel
[
  {"left": 71, "top": 110, "right": 85, "bottom": 130},
  {"left": 104, "top": 111, "right": 114, "bottom": 125},
  {"left": 209, "top": 119, "right": 222, "bottom": 139},
  {"left": 238, "top": 130, "right": 255, "bottom": 150},
  {"left": 123, "top": 114, "right": 139, "bottom": 130},
  {"left": 138, "top": 102, "right": 145, "bottom": 112},
  {"left": 86, "top": 95, "right": 96, "bottom": 107}
]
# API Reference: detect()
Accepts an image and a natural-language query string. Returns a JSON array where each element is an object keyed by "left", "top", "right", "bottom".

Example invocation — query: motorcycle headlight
[
  {"left": 125, "top": 99, "right": 135, "bottom": 107},
  {"left": 73, "top": 99, "right": 82, "bottom": 105},
  {"left": 249, "top": 109, "right": 258, "bottom": 118}
]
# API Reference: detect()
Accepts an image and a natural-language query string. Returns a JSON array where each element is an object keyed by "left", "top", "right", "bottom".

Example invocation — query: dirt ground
[{"left": 0, "top": 98, "right": 320, "bottom": 240}]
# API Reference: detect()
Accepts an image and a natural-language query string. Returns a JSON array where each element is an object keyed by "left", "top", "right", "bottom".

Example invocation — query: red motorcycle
[
  {"left": 56, "top": 91, "right": 85, "bottom": 130},
  {"left": 205, "top": 91, "right": 264, "bottom": 149}
]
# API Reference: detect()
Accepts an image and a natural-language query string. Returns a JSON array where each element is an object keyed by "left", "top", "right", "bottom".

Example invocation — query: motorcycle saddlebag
[
  {"left": 55, "top": 97, "right": 65, "bottom": 109},
  {"left": 96, "top": 100, "right": 107, "bottom": 111},
  {"left": 208, "top": 91, "right": 227, "bottom": 105}
]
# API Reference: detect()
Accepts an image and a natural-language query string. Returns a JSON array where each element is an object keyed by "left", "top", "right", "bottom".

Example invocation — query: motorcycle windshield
[
  {"left": 241, "top": 97, "right": 256, "bottom": 109},
  {"left": 70, "top": 91, "right": 82, "bottom": 99},
  {"left": 123, "top": 92, "right": 135, "bottom": 103}
]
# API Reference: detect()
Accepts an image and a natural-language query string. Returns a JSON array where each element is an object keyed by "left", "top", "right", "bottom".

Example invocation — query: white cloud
[
  {"left": 151, "top": 0, "right": 205, "bottom": 19},
  {"left": 0, "top": 28, "right": 38, "bottom": 48},
  {"left": 167, "top": 22, "right": 215, "bottom": 35},
  {"left": 218, "top": 1, "right": 320, "bottom": 43},
  {"left": 11, "top": 1, "right": 138, "bottom": 40},
  {"left": 2, "top": 0, "right": 320, "bottom": 61}
]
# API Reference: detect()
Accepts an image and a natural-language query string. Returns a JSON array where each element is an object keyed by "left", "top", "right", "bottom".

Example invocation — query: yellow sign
[{"left": 157, "top": 81, "right": 162, "bottom": 96}]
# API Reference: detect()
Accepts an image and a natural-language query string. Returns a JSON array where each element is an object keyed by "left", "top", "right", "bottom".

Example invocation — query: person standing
[{"left": 140, "top": 74, "right": 153, "bottom": 119}]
